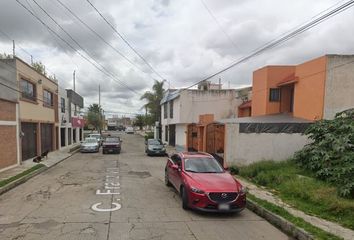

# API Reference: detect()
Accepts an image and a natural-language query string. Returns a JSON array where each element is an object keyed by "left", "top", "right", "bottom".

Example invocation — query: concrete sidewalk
[
  {"left": 238, "top": 177, "right": 354, "bottom": 240},
  {"left": 0, "top": 144, "right": 80, "bottom": 186}
]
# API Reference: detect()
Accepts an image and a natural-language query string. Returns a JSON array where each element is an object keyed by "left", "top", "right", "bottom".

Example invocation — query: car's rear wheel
[
  {"left": 165, "top": 170, "right": 171, "bottom": 186},
  {"left": 181, "top": 186, "right": 189, "bottom": 210}
]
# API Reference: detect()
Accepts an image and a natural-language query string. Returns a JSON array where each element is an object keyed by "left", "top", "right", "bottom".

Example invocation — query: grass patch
[
  {"left": 237, "top": 160, "right": 354, "bottom": 230},
  {"left": 0, "top": 164, "right": 45, "bottom": 188},
  {"left": 248, "top": 194, "right": 342, "bottom": 240}
]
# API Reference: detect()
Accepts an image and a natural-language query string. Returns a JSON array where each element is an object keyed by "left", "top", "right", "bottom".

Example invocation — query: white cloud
[{"left": 1, "top": 0, "right": 353, "bottom": 116}]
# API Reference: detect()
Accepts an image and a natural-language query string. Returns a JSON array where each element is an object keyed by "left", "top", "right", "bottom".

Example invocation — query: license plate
[
  {"left": 108, "top": 149, "right": 113, "bottom": 152},
  {"left": 218, "top": 204, "right": 230, "bottom": 211}
]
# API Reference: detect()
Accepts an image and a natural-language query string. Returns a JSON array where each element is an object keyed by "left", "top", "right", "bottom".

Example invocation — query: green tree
[
  {"left": 87, "top": 104, "right": 104, "bottom": 131},
  {"left": 133, "top": 114, "right": 145, "bottom": 130},
  {"left": 31, "top": 61, "right": 46, "bottom": 76},
  {"left": 0, "top": 53, "right": 12, "bottom": 59},
  {"left": 140, "top": 80, "right": 165, "bottom": 122}
]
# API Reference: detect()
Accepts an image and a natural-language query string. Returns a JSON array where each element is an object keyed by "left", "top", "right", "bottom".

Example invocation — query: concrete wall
[
  {"left": 175, "top": 124, "right": 186, "bottom": 151},
  {"left": 293, "top": 56, "right": 327, "bottom": 120},
  {"left": 0, "top": 59, "right": 18, "bottom": 102},
  {"left": 225, "top": 123, "right": 310, "bottom": 166},
  {"left": 0, "top": 100, "right": 19, "bottom": 171},
  {"left": 179, "top": 90, "right": 241, "bottom": 124},
  {"left": 323, "top": 55, "right": 354, "bottom": 119}
]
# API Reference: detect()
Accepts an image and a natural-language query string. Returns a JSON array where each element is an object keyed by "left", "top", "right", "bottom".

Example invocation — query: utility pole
[
  {"left": 73, "top": 70, "right": 76, "bottom": 92},
  {"left": 12, "top": 40, "right": 15, "bottom": 57},
  {"left": 98, "top": 84, "right": 101, "bottom": 133}
]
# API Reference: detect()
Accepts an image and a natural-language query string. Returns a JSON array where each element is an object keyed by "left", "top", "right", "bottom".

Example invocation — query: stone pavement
[
  {"left": 238, "top": 178, "right": 354, "bottom": 240},
  {"left": 0, "top": 144, "right": 80, "bottom": 182}
]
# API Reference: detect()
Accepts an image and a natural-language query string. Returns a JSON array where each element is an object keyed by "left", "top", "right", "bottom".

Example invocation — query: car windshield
[
  {"left": 90, "top": 135, "right": 100, "bottom": 139},
  {"left": 184, "top": 157, "right": 224, "bottom": 173},
  {"left": 84, "top": 138, "right": 97, "bottom": 143},
  {"left": 105, "top": 137, "right": 119, "bottom": 142},
  {"left": 148, "top": 139, "right": 162, "bottom": 145}
]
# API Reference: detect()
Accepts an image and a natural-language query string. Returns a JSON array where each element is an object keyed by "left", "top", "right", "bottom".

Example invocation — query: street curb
[
  {"left": 0, "top": 151, "right": 78, "bottom": 196},
  {"left": 247, "top": 199, "right": 314, "bottom": 240}
]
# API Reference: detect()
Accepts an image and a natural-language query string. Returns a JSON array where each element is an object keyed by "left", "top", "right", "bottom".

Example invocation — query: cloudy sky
[{"left": 0, "top": 0, "right": 353, "bottom": 117}]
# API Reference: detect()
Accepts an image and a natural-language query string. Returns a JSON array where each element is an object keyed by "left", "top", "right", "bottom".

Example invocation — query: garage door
[
  {"left": 21, "top": 122, "right": 37, "bottom": 161},
  {"left": 41, "top": 123, "right": 53, "bottom": 153}
]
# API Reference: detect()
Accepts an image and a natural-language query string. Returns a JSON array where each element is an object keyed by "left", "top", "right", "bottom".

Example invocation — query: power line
[
  {"left": 85, "top": 0, "right": 165, "bottom": 81},
  {"left": 200, "top": 0, "right": 241, "bottom": 51},
  {"left": 16, "top": 0, "right": 139, "bottom": 95},
  {"left": 54, "top": 0, "right": 158, "bottom": 81},
  {"left": 185, "top": 0, "right": 354, "bottom": 89},
  {"left": 31, "top": 0, "right": 138, "bottom": 94}
]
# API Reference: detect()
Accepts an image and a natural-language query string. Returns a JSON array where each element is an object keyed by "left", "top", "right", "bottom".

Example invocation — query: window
[
  {"left": 43, "top": 90, "right": 53, "bottom": 107},
  {"left": 165, "top": 125, "right": 168, "bottom": 141},
  {"left": 171, "top": 154, "right": 181, "bottom": 166},
  {"left": 169, "top": 100, "right": 173, "bottom": 118},
  {"left": 61, "top": 98, "right": 65, "bottom": 113},
  {"left": 269, "top": 88, "right": 280, "bottom": 102},
  {"left": 164, "top": 103, "right": 167, "bottom": 119},
  {"left": 20, "top": 79, "right": 36, "bottom": 101}
]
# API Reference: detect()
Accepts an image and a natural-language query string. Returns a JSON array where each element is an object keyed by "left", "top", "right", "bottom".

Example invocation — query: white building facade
[{"left": 160, "top": 86, "right": 251, "bottom": 151}]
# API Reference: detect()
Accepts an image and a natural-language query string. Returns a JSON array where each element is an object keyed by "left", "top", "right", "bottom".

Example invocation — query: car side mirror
[
  {"left": 224, "top": 166, "right": 229, "bottom": 171},
  {"left": 171, "top": 164, "right": 179, "bottom": 170}
]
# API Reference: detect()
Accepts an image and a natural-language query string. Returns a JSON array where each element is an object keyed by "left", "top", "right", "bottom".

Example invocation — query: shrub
[
  {"left": 294, "top": 109, "right": 354, "bottom": 198},
  {"left": 144, "top": 131, "right": 154, "bottom": 141},
  {"left": 229, "top": 165, "right": 239, "bottom": 175}
]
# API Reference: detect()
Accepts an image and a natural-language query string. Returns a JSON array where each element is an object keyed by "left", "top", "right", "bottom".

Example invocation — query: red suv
[{"left": 165, "top": 152, "right": 246, "bottom": 212}]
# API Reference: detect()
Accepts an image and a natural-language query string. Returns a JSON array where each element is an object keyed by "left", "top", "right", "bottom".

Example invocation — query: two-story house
[
  {"left": 160, "top": 82, "right": 252, "bottom": 151},
  {"left": 0, "top": 57, "right": 59, "bottom": 162},
  {"left": 66, "top": 89, "right": 84, "bottom": 144},
  {"left": 0, "top": 58, "right": 20, "bottom": 171}
]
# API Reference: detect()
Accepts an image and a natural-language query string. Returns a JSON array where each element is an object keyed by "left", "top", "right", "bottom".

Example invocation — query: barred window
[
  {"left": 20, "top": 79, "right": 36, "bottom": 101},
  {"left": 43, "top": 90, "right": 53, "bottom": 107}
]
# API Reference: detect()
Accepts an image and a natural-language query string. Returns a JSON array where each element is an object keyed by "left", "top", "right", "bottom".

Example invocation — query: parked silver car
[{"left": 80, "top": 137, "right": 99, "bottom": 153}]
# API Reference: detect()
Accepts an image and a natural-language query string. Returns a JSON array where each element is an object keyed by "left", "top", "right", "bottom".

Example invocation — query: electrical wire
[
  {"left": 85, "top": 0, "right": 166, "bottom": 81},
  {"left": 31, "top": 0, "right": 139, "bottom": 94},
  {"left": 200, "top": 0, "right": 241, "bottom": 52},
  {"left": 54, "top": 0, "right": 162, "bottom": 84},
  {"left": 184, "top": 0, "right": 354, "bottom": 89},
  {"left": 16, "top": 0, "right": 139, "bottom": 95}
]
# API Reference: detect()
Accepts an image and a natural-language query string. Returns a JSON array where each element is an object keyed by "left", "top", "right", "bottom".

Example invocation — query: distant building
[
  {"left": 0, "top": 58, "right": 20, "bottom": 171},
  {"left": 66, "top": 89, "right": 84, "bottom": 144},
  {"left": 59, "top": 88, "right": 84, "bottom": 148}
]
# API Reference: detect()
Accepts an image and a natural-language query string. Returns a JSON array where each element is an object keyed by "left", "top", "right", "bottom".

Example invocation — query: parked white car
[
  {"left": 125, "top": 126, "right": 134, "bottom": 134},
  {"left": 88, "top": 133, "right": 103, "bottom": 145}
]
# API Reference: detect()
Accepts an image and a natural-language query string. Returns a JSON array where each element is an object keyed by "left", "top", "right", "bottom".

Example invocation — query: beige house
[{"left": 0, "top": 57, "right": 59, "bottom": 162}]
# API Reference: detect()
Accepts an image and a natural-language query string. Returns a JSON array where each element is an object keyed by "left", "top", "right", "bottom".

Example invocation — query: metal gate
[
  {"left": 187, "top": 124, "right": 198, "bottom": 151},
  {"left": 41, "top": 123, "right": 53, "bottom": 153},
  {"left": 21, "top": 122, "right": 37, "bottom": 160},
  {"left": 206, "top": 123, "right": 225, "bottom": 165}
]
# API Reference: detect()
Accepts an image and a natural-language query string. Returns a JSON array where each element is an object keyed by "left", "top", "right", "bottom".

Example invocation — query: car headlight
[
  {"left": 190, "top": 187, "right": 205, "bottom": 194},
  {"left": 239, "top": 186, "right": 247, "bottom": 194}
]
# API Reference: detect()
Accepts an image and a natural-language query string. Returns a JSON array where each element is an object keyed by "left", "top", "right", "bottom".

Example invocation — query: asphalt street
[{"left": 0, "top": 132, "right": 290, "bottom": 240}]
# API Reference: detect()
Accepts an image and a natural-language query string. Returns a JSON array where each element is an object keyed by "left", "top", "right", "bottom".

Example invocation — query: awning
[{"left": 277, "top": 73, "right": 298, "bottom": 87}]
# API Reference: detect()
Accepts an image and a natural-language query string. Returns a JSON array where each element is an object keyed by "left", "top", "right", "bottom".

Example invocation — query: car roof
[
  {"left": 179, "top": 152, "right": 213, "bottom": 159},
  {"left": 85, "top": 137, "right": 97, "bottom": 140}
]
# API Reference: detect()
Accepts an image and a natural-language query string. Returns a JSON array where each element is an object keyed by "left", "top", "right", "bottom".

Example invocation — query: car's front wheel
[{"left": 181, "top": 186, "right": 189, "bottom": 210}]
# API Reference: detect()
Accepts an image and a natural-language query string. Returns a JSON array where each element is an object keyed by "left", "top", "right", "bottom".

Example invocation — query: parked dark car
[
  {"left": 165, "top": 152, "right": 246, "bottom": 212},
  {"left": 145, "top": 139, "right": 166, "bottom": 156},
  {"left": 102, "top": 137, "right": 122, "bottom": 154}
]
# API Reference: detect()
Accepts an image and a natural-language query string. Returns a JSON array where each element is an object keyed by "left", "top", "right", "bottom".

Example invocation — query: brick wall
[
  {"left": 0, "top": 126, "right": 17, "bottom": 169},
  {"left": 0, "top": 100, "right": 16, "bottom": 121}
]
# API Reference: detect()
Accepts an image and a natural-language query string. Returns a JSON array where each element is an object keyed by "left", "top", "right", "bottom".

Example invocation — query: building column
[{"left": 36, "top": 122, "right": 41, "bottom": 155}]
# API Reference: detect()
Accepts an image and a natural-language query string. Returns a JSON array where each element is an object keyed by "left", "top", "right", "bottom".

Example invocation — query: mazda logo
[{"left": 221, "top": 193, "right": 228, "bottom": 199}]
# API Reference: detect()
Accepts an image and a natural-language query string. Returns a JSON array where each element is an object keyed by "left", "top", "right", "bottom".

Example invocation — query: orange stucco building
[{"left": 251, "top": 55, "right": 354, "bottom": 120}]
